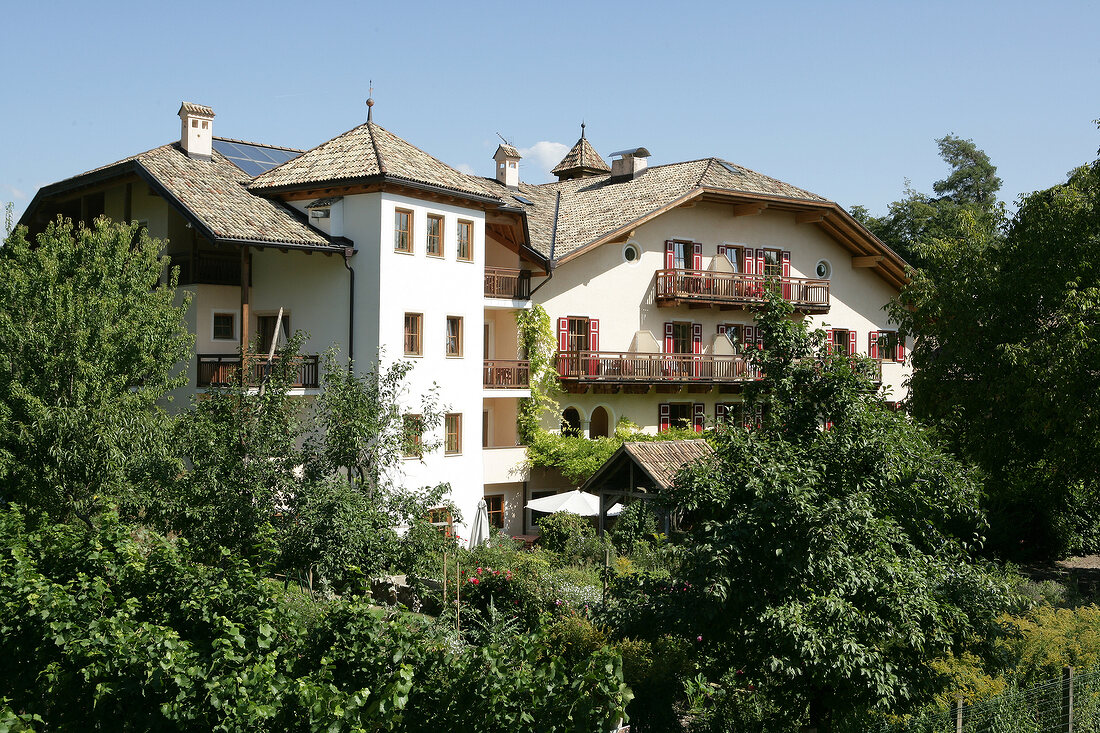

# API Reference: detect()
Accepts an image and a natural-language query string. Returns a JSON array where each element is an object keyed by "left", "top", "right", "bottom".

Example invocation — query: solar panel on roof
[
  {"left": 719, "top": 161, "right": 744, "bottom": 176},
  {"left": 212, "top": 139, "right": 302, "bottom": 177},
  {"left": 513, "top": 194, "right": 534, "bottom": 205}
]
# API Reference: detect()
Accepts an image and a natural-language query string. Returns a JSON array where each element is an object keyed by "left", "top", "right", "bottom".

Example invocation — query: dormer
[
  {"left": 178, "top": 102, "right": 215, "bottom": 160},
  {"left": 610, "top": 147, "right": 651, "bottom": 182},
  {"left": 493, "top": 143, "right": 521, "bottom": 188}
]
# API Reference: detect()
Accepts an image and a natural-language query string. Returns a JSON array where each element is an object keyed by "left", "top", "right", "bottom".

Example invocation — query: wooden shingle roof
[
  {"left": 580, "top": 439, "right": 714, "bottom": 495},
  {"left": 551, "top": 136, "right": 610, "bottom": 179}
]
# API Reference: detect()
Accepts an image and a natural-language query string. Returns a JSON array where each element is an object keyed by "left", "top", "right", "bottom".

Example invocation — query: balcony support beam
[
  {"left": 852, "top": 255, "right": 884, "bottom": 268},
  {"left": 795, "top": 211, "right": 828, "bottom": 224}
]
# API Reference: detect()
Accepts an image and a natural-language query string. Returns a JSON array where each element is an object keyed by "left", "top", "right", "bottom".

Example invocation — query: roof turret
[{"left": 551, "top": 123, "right": 611, "bottom": 180}]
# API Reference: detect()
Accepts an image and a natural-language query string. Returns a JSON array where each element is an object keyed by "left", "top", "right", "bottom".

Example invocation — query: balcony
[
  {"left": 484, "top": 360, "right": 530, "bottom": 389},
  {"left": 484, "top": 267, "right": 531, "bottom": 300},
  {"left": 197, "top": 354, "right": 320, "bottom": 389},
  {"left": 170, "top": 253, "right": 244, "bottom": 287},
  {"left": 655, "top": 270, "right": 829, "bottom": 313},
  {"left": 557, "top": 351, "right": 758, "bottom": 384}
]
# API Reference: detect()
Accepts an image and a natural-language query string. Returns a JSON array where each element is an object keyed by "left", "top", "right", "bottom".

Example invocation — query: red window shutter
[
  {"left": 824, "top": 419, "right": 834, "bottom": 431},
  {"left": 717, "top": 324, "right": 728, "bottom": 337},
  {"left": 869, "top": 331, "right": 879, "bottom": 360},
  {"left": 589, "top": 319, "right": 599, "bottom": 352},
  {"left": 659, "top": 403, "right": 671, "bottom": 432},
  {"left": 848, "top": 330, "right": 857, "bottom": 357},
  {"left": 692, "top": 323, "right": 702, "bottom": 354},
  {"left": 743, "top": 249, "right": 754, "bottom": 275},
  {"left": 744, "top": 325, "right": 754, "bottom": 345},
  {"left": 717, "top": 244, "right": 727, "bottom": 262},
  {"left": 896, "top": 334, "right": 905, "bottom": 363},
  {"left": 692, "top": 242, "right": 702, "bottom": 270},
  {"left": 781, "top": 251, "right": 791, "bottom": 299},
  {"left": 664, "top": 322, "right": 674, "bottom": 353},
  {"left": 715, "top": 403, "right": 727, "bottom": 424},
  {"left": 756, "top": 249, "right": 765, "bottom": 277},
  {"left": 665, "top": 240, "right": 675, "bottom": 269},
  {"left": 558, "top": 318, "right": 569, "bottom": 352},
  {"left": 826, "top": 329, "right": 835, "bottom": 354},
  {"left": 693, "top": 403, "right": 705, "bottom": 433}
]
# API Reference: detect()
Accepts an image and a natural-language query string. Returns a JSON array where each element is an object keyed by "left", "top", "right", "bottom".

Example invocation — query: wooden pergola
[{"left": 580, "top": 439, "right": 713, "bottom": 536}]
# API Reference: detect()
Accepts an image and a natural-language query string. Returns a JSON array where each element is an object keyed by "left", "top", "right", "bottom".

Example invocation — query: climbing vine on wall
[{"left": 515, "top": 304, "right": 560, "bottom": 443}]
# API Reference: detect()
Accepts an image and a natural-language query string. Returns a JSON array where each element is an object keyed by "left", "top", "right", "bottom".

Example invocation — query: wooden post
[
  {"left": 955, "top": 696, "right": 964, "bottom": 733},
  {"left": 603, "top": 546, "right": 610, "bottom": 604},
  {"left": 1064, "top": 665, "right": 1074, "bottom": 733},
  {"left": 442, "top": 553, "right": 447, "bottom": 611},
  {"left": 455, "top": 557, "right": 461, "bottom": 634},
  {"left": 240, "top": 245, "right": 251, "bottom": 363}
]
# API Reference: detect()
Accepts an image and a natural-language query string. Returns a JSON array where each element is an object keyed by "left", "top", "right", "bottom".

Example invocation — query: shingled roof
[
  {"left": 580, "top": 439, "right": 714, "bottom": 495},
  {"left": 503, "top": 157, "right": 827, "bottom": 260},
  {"left": 27, "top": 142, "right": 336, "bottom": 250},
  {"left": 551, "top": 135, "right": 610, "bottom": 180},
  {"left": 249, "top": 121, "right": 506, "bottom": 202}
]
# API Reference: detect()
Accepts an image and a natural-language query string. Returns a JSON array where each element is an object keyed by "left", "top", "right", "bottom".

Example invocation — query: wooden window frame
[
  {"left": 446, "top": 316, "right": 463, "bottom": 357},
  {"left": 485, "top": 494, "right": 504, "bottom": 529},
  {"left": 832, "top": 328, "right": 850, "bottom": 356},
  {"left": 667, "top": 402, "right": 692, "bottom": 431},
  {"left": 394, "top": 208, "right": 413, "bottom": 253},
  {"left": 404, "top": 312, "right": 423, "bottom": 356},
  {"left": 877, "top": 330, "right": 902, "bottom": 362},
  {"left": 402, "top": 414, "right": 424, "bottom": 458},
  {"left": 671, "top": 321, "right": 693, "bottom": 354},
  {"left": 426, "top": 213, "right": 444, "bottom": 258},
  {"left": 763, "top": 248, "right": 783, "bottom": 279},
  {"left": 444, "top": 413, "right": 462, "bottom": 455},
  {"left": 212, "top": 311, "right": 237, "bottom": 341},
  {"left": 457, "top": 219, "right": 473, "bottom": 262}
]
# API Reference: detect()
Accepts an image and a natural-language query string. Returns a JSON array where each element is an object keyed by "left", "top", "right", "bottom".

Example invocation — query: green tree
[
  {"left": 655, "top": 294, "right": 1012, "bottom": 731},
  {"left": 891, "top": 152, "right": 1100, "bottom": 558},
  {"left": 0, "top": 218, "right": 192, "bottom": 524},
  {"left": 858, "top": 135, "right": 1005, "bottom": 266}
]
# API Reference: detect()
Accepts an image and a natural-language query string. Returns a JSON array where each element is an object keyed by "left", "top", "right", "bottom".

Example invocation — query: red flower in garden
[{"left": 469, "top": 577, "right": 479, "bottom": 585}]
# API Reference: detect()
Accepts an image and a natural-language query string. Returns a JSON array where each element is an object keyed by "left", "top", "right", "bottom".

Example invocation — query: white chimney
[
  {"left": 493, "top": 143, "right": 521, "bottom": 187},
  {"left": 178, "top": 102, "right": 215, "bottom": 160},
  {"left": 610, "top": 147, "right": 651, "bottom": 182}
]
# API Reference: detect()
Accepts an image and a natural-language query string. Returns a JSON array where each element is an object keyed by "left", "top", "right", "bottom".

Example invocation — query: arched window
[
  {"left": 561, "top": 407, "right": 582, "bottom": 437},
  {"left": 589, "top": 406, "right": 610, "bottom": 438}
]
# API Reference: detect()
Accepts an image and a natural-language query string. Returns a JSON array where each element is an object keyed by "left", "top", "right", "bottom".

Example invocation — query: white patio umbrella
[
  {"left": 525, "top": 490, "right": 623, "bottom": 517},
  {"left": 467, "top": 498, "right": 490, "bottom": 548}
]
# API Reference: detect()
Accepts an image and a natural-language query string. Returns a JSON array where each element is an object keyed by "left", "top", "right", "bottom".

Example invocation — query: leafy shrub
[
  {"left": 538, "top": 511, "right": 593, "bottom": 553},
  {"left": 611, "top": 501, "right": 659, "bottom": 555},
  {"left": 0, "top": 505, "right": 632, "bottom": 730},
  {"left": 456, "top": 564, "right": 546, "bottom": 631},
  {"left": 545, "top": 613, "right": 609, "bottom": 667}
]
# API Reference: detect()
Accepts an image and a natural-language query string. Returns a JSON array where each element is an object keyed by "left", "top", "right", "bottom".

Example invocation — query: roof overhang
[
  {"left": 18, "top": 160, "right": 349, "bottom": 254},
  {"left": 555, "top": 187, "right": 910, "bottom": 291}
]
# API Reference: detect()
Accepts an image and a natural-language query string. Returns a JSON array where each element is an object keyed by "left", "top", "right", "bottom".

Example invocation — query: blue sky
[{"left": 2, "top": 0, "right": 1097, "bottom": 224}]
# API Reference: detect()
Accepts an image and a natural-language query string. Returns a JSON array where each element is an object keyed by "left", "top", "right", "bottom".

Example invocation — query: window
[
  {"left": 445, "top": 413, "right": 462, "bottom": 454},
  {"left": 457, "top": 220, "right": 473, "bottom": 261},
  {"left": 875, "top": 331, "right": 903, "bottom": 362},
  {"left": 213, "top": 312, "right": 236, "bottom": 341},
  {"left": 831, "top": 329, "right": 851, "bottom": 355},
  {"left": 428, "top": 507, "right": 454, "bottom": 537},
  {"left": 402, "top": 414, "right": 424, "bottom": 457},
  {"left": 722, "top": 324, "right": 745, "bottom": 353},
  {"left": 404, "top": 313, "right": 423, "bottom": 356},
  {"left": 673, "top": 240, "right": 688, "bottom": 269},
  {"left": 486, "top": 495, "right": 504, "bottom": 529},
  {"left": 671, "top": 322, "right": 692, "bottom": 354},
  {"left": 721, "top": 246, "right": 744, "bottom": 273},
  {"left": 446, "top": 316, "right": 463, "bottom": 356},
  {"left": 530, "top": 489, "right": 556, "bottom": 528},
  {"left": 622, "top": 243, "right": 640, "bottom": 263},
  {"left": 815, "top": 259, "right": 832, "bottom": 279},
  {"left": 660, "top": 403, "right": 692, "bottom": 431},
  {"left": 763, "top": 249, "right": 782, "bottom": 278},
  {"left": 567, "top": 317, "right": 590, "bottom": 352},
  {"left": 426, "top": 213, "right": 443, "bottom": 257},
  {"left": 257, "top": 314, "right": 290, "bottom": 352},
  {"left": 561, "top": 407, "right": 582, "bottom": 437},
  {"left": 394, "top": 209, "right": 413, "bottom": 253}
]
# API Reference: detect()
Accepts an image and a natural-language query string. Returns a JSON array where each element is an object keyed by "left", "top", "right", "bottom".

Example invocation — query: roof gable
[{"left": 551, "top": 136, "right": 610, "bottom": 179}]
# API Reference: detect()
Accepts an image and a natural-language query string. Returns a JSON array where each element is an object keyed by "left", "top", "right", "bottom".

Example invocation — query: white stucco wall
[{"left": 535, "top": 201, "right": 911, "bottom": 433}]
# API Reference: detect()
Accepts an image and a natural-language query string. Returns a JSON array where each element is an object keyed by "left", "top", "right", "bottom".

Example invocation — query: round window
[
  {"left": 815, "top": 260, "right": 832, "bottom": 279},
  {"left": 623, "top": 243, "right": 640, "bottom": 263}
]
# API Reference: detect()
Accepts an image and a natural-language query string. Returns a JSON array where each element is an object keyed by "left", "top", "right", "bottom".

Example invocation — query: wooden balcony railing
[
  {"left": 197, "top": 354, "right": 320, "bottom": 388},
  {"left": 557, "top": 351, "right": 882, "bottom": 386},
  {"left": 483, "top": 360, "right": 530, "bottom": 389},
  {"left": 655, "top": 269, "right": 830, "bottom": 311},
  {"left": 484, "top": 267, "right": 532, "bottom": 299},
  {"left": 170, "top": 253, "right": 244, "bottom": 287},
  {"left": 557, "top": 351, "right": 758, "bottom": 383}
]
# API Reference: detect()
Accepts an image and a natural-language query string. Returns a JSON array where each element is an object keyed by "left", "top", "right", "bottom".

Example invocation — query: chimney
[
  {"left": 178, "top": 102, "right": 215, "bottom": 160},
  {"left": 493, "top": 143, "right": 521, "bottom": 188},
  {"left": 609, "top": 147, "right": 651, "bottom": 182}
]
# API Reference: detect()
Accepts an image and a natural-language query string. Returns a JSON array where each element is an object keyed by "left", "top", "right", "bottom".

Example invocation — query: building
[{"left": 19, "top": 102, "right": 910, "bottom": 540}]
